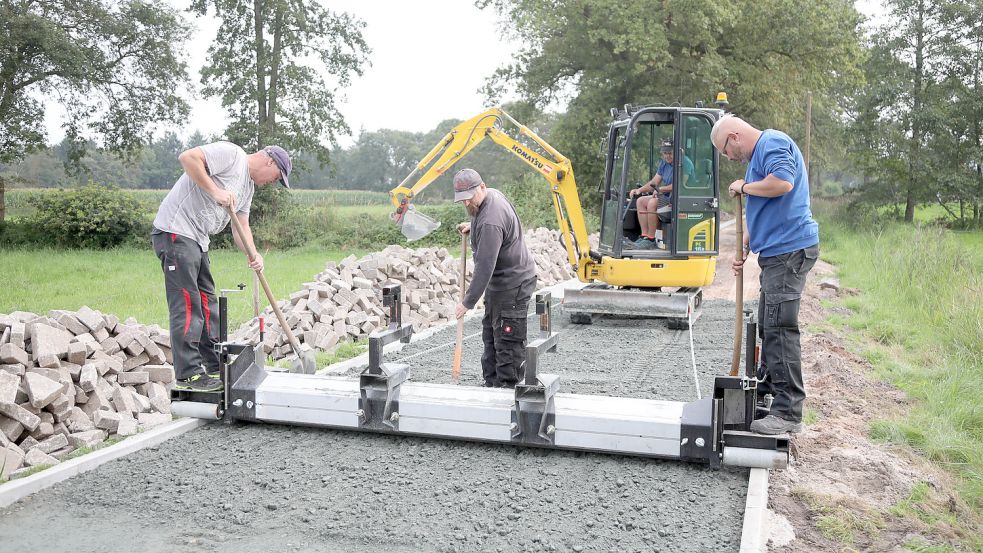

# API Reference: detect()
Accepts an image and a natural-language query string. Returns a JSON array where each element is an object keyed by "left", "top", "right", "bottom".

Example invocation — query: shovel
[
  {"left": 729, "top": 193, "right": 745, "bottom": 377},
  {"left": 399, "top": 204, "right": 441, "bottom": 241},
  {"left": 225, "top": 206, "right": 317, "bottom": 374},
  {"left": 452, "top": 232, "right": 468, "bottom": 382}
]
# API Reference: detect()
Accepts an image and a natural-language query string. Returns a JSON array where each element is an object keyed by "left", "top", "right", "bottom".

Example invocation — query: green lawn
[
  {"left": 817, "top": 210, "right": 983, "bottom": 532},
  {"left": 0, "top": 245, "right": 361, "bottom": 329}
]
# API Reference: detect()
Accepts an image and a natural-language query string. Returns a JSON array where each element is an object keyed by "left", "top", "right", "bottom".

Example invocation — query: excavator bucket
[{"left": 399, "top": 205, "right": 441, "bottom": 241}]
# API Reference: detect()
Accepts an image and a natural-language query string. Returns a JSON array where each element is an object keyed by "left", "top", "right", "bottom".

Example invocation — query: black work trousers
[
  {"left": 756, "top": 243, "right": 819, "bottom": 423},
  {"left": 151, "top": 231, "right": 220, "bottom": 381},
  {"left": 481, "top": 276, "right": 537, "bottom": 387}
]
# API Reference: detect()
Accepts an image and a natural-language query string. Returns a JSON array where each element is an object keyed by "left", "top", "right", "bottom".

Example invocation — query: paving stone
[
  {"left": 30, "top": 421, "right": 54, "bottom": 440},
  {"left": 147, "top": 382, "right": 170, "bottom": 414},
  {"left": 66, "top": 341, "right": 87, "bottom": 366},
  {"left": 0, "top": 414, "right": 24, "bottom": 443},
  {"left": 93, "top": 410, "right": 121, "bottom": 432},
  {"left": 145, "top": 365, "right": 175, "bottom": 384},
  {"left": 0, "top": 343, "right": 29, "bottom": 366},
  {"left": 9, "top": 323, "right": 26, "bottom": 350},
  {"left": 75, "top": 306, "right": 106, "bottom": 333},
  {"left": 1, "top": 444, "right": 25, "bottom": 475},
  {"left": 68, "top": 429, "right": 106, "bottom": 449},
  {"left": 24, "top": 372, "right": 63, "bottom": 409},
  {"left": 138, "top": 412, "right": 171, "bottom": 429},
  {"left": 30, "top": 323, "right": 73, "bottom": 365},
  {"left": 54, "top": 313, "right": 89, "bottom": 335},
  {"left": 92, "top": 327, "right": 110, "bottom": 342},
  {"left": 18, "top": 435, "right": 39, "bottom": 452},
  {"left": 34, "top": 433, "right": 68, "bottom": 454},
  {"left": 47, "top": 394, "right": 73, "bottom": 420},
  {"left": 24, "top": 447, "right": 59, "bottom": 467},
  {"left": 73, "top": 385, "right": 88, "bottom": 404},
  {"left": 118, "top": 371, "right": 149, "bottom": 385},
  {"left": 66, "top": 407, "right": 95, "bottom": 433},
  {"left": 0, "top": 364, "right": 25, "bottom": 377},
  {"left": 122, "top": 353, "right": 150, "bottom": 372},
  {"left": 116, "top": 414, "right": 139, "bottom": 436},
  {"left": 80, "top": 389, "right": 112, "bottom": 418},
  {"left": 112, "top": 387, "right": 139, "bottom": 416},
  {"left": 130, "top": 389, "right": 151, "bottom": 413},
  {"left": 0, "top": 402, "right": 41, "bottom": 431},
  {"left": 0, "top": 371, "right": 19, "bottom": 404},
  {"left": 79, "top": 363, "right": 99, "bottom": 392}
]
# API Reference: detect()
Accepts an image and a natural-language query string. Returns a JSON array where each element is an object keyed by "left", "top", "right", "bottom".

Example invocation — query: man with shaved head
[
  {"left": 711, "top": 115, "right": 819, "bottom": 435},
  {"left": 453, "top": 168, "right": 538, "bottom": 388}
]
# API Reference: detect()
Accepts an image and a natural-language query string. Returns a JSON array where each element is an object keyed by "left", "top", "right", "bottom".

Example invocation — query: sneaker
[
  {"left": 749, "top": 414, "right": 802, "bottom": 435},
  {"left": 621, "top": 237, "right": 639, "bottom": 249},
  {"left": 205, "top": 367, "right": 221, "bottom": 379},
  {"left": 174, "top": 373, "right": 224, "bottom": 392},
  {"left": 634, "top": 237, "right": 656, "bottom": 249}
]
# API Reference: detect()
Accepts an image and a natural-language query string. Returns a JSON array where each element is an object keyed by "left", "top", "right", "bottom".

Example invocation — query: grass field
[
  {"left": 0, "top": 245, "right": 363, "bottom": 329},
  {"left": 816, "top": 207, "right": 983, "bottom": 518}
]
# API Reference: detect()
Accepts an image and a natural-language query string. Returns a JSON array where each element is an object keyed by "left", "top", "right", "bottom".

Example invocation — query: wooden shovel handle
[
  {"left": 729, "top": 195, "right": 745, "bottom": 377},
  {"left": 225, "top": 206, "right": 302, "bottom": 353}
]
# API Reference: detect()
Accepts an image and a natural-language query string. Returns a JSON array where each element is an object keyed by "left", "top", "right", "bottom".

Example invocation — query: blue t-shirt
[
  {"left": 656, "top": 156, "right": 695, "bottom": 200},
  {"left": 744, "top": 130, "right": 819, "bottom": 257}
]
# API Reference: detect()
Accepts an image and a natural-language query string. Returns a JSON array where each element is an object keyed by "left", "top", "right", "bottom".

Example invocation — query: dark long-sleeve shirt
[{"left": 463, "top": 188, "right": 537, "bottom": 309}]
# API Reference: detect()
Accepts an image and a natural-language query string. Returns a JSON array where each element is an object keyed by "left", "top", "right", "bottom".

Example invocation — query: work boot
[
  {"left": 749, "top": 415, "right": 802, "bottom": 435},
  {"left": 174, "top": 373, "right": 224, "bottom": 393},
  {"left": 205, "top": 366, "right": 221, "bottom": 380}
]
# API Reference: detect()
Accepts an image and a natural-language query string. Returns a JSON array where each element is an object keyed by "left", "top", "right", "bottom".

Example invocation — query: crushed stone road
[{"left": 1, "top": 300, "right": 750, "bottom": 553}]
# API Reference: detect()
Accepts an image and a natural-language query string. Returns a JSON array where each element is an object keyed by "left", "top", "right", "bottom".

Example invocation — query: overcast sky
[{"left": 42, "top": 0, "right": 886, "bottom": 148}]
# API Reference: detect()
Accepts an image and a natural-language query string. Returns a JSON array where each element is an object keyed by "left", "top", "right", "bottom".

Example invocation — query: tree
[
  {"left": 0, "top": 0, "right": 191, "bottom": 221},
  {"left": 191, "top": 0, "right": 370, "bottom": 163},
  {"left": 478, "top": 0, "right": 865, "bottom": 205},
  {"left": 848, "top": 0, "right": 981, "bottom": 224}
]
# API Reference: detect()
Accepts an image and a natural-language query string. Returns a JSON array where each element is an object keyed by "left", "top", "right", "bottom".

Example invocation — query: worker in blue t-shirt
[
  {"left": 629, "top": 139, "right": 695, "bottom": 249},
  {"left": 711, "top": 114, "right": 820, "bottom": 435}
]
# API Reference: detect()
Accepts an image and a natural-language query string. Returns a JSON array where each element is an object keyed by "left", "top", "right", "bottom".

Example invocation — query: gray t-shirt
[
  {"left": 152, "top": 141, "right": 254, "bottom": 252},
  {"left": 463, "top": 188, "right": 537, "bottom": 309}
]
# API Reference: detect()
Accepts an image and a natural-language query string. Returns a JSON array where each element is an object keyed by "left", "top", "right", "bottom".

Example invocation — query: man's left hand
[
  {"left": 728, "top": 179, "right": 745, "bottom": 198},
  {"left": 455, "top": 303, "right": 468, "bottom": 320},
  {"left": 249, "top": 252, "right": 264, "bottom": 272}
]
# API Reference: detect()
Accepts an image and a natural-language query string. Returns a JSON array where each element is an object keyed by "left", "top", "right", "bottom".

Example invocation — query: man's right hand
[
  {"left": 629, "top": 188, "right": 640, "bottom": 198},
  {"left": 457, "top": 222, "right": 471, "bottom": 235},
  {"left": 212, "top": 188, "right": 235, "bottom": 210}
]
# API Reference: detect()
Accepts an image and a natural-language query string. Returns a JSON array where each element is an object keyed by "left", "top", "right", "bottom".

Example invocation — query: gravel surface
[{"left": 0, "top": 299, "right": 751, "bottom": 553}]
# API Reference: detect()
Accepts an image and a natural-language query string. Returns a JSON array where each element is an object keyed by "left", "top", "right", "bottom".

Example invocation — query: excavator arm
[{"left": 389, "top": 107, "right": 593, "bottom": 274}]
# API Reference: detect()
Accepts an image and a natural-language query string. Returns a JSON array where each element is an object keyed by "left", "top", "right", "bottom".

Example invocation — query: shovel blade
[{"left": 399, "top": 206, "right": 440, "bottom": 241}]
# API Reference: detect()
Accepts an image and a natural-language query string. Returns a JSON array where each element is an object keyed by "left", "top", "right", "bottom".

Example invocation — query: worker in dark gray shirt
[{"left": 453, "top": 168, "right": 538, "bottom": 388}]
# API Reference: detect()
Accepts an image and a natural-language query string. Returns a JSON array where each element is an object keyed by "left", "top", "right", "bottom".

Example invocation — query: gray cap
[
  {"left": 265, "top": 145, "right": 292, "bottom": 188},
  {"left": 660, "top": 139, "right": 673, "bottom": 153},
  {"left": 453, "top": 168, "right": 483, "bottom": 202}
]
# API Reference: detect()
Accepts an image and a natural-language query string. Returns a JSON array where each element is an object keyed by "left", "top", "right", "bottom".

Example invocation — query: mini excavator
[{"left": 388, "top": 98, "right": 728, "bottom": 328}]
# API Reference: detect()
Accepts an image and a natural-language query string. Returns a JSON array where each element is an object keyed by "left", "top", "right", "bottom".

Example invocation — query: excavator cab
[{"left": 598, "top": 107, "right": 721, "bottom": 260}]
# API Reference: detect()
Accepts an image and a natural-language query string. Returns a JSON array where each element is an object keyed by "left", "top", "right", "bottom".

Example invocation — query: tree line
[{"left": 0, "top": 0, "right": 980, "bottom": 226}]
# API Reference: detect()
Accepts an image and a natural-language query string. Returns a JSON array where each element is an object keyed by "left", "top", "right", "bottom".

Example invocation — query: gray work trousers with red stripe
[{"left": 151, "top": 230, "right": 220, "bottom": 381}]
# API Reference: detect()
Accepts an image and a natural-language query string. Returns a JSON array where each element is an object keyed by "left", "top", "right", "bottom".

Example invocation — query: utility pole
[{"left": 804, "top": 91, "right": 813, "bottom": 196}]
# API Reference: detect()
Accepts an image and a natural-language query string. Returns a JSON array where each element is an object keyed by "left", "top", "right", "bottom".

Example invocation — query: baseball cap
[
  {"left": 265, "top": 145, "right": 292, "bottom": 188},
  {"left": 453, "top": 168, "right": 483, "bottom": 202},
  {"left": 660, "top": 139, "right": 673, "bottom": 153}
]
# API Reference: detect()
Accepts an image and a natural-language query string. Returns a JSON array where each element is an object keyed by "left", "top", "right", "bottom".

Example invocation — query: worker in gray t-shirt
[
  {"left": 453, "top": 168, "right": 537, "bottom": 388},
  {"left": 151, "top": 141, "right": 292, "bottom": 392}
]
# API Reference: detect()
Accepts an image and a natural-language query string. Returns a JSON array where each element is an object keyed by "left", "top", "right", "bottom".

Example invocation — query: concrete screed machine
[{"left": 172, "top": 100, "right": 789, "bottom": 471}]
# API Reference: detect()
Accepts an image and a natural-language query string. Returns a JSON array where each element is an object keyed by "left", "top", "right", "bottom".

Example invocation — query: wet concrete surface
[{"left": 0, "top": 299, "right": 751, "bottom": 553}]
